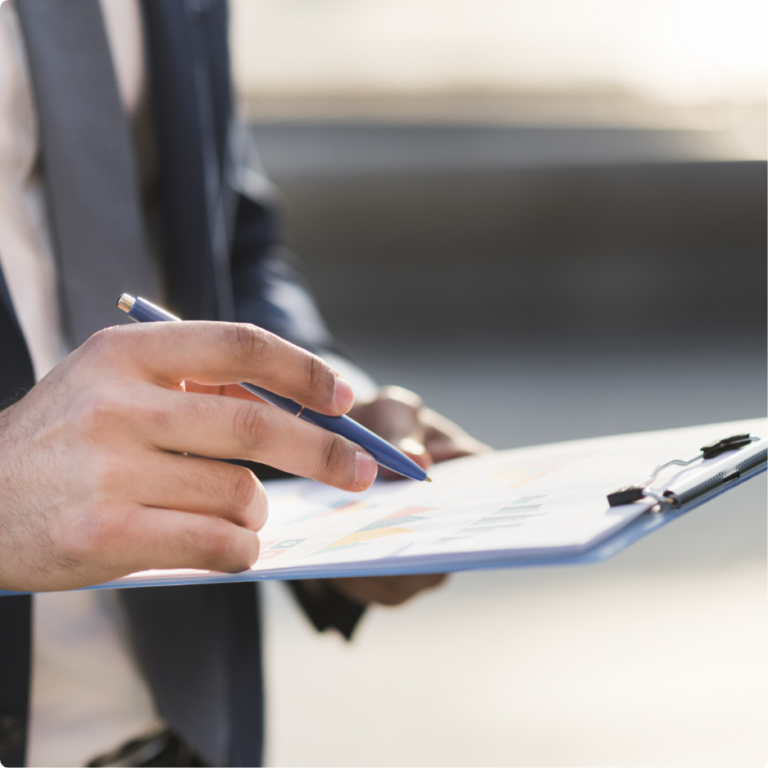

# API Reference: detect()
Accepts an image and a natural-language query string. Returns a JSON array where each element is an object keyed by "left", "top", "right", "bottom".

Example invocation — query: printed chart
[{"left": 115, "top": 417, "right": 766, "bottom": 586}]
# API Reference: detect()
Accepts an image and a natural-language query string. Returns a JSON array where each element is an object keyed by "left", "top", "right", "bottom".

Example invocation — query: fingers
[
  {"left": 349, "top": 386, "right": 492, "bottom": 464},
  {"left": 378, "top": 438, "right": 433, "bottom": 480},
  {"left": 421, "top": 407, "right": 494, "bottom": 461},
  {"left": 350, "top": 386, "right": 426, "bottom": 446},
  {"left": 352, "top": 385, "right": 492, "bottom": 464},
  {"left": 126, "top": 453, "right": 268, "bottom": 532},
  {"left": 348, "top": 386, "right": 435, "bottom": 479},
  {"left": 86, "top": 322, "right": 354, "bottom": 415},
  {"left": 375, "top": 574, "right": 448, "bottom": 605},
  {"left": 329, "top": 574, "right": 448, "bottom": 606},
  {"left": 136, "top": 387, "right": 377, "bottom": 492},
  {"left": 94, "top": 506, "right": 263, "bottom": 576}
]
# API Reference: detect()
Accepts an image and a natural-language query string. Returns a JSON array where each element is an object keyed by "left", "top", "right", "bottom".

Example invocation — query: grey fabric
[
  {"left": 118, "top": 582, "right": 264, "bottom": 767},
  {"left": 16, "top": 0, "right": 160, "bottom": 347}
]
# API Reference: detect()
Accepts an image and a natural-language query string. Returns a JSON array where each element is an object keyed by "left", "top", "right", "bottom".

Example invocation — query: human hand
[
  {"left": 349, "top": 385, "right": 492, "bottom": 476},
  {"left": 0, "top": 322, "right": 377, "bottom": 592},
  {"left": 328, "top": 386, "right": 491, "bottom": 607},
  {"left": 328, "top": 572, "right": 448, "bottom": 607}
]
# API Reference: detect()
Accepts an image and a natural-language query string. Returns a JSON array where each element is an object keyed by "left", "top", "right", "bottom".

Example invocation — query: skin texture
[
  {"left": 188, "top": 384, "right": 492, "bottom": 606},
  {"left": 0, "top": 325, "right": 489, "bottom": 608},
  {"left": 0, "top": 322, "right": 375, "bottom": 592}
]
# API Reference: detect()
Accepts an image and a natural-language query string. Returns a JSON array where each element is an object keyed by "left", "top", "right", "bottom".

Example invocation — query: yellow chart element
[{"left": 327, "top": 526, "right": 412, "bottom": 548}]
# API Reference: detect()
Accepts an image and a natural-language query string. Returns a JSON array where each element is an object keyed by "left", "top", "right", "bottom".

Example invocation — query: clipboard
[{"left": 1, "top": 419, "right": 765, "bottom": 594}]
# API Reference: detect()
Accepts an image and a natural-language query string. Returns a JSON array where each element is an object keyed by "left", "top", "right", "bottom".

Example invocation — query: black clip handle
[
  {"left": 700, "top": 434, "right": 753, "bottom": 460},
  {"left": 607, "top": 486, "right": 646, "bottom": 506},
  {"left": 607, "top": 433, "right": 754, "bottom": 507}
]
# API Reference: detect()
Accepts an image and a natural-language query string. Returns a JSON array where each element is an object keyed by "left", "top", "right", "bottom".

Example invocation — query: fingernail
[
  {"left": 334, "top": 377, "right": 355, "bottom": 411},
  {"left": 354, "top": 449, "right": 378, "bottom": 488}
]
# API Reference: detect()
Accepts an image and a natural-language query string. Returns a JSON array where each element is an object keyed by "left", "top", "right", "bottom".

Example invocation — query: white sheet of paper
[{"left": 115, "top": 417, "right": 766, "bottom": 587}]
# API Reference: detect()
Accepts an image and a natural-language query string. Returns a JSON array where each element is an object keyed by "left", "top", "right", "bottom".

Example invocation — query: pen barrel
[
  {"left": 242, "top": 385, "right": 425, "bottom": 480},
  {"left": 120, "top": 295, "right": 428, "bottom": 481},
  {"left": 127, "top": 297, "right": 181, "bottom": 323},
  {"left": 238, "top": 382, "right": 304, "bottom": 416},
  {"left": 300, "top": 410, "right": 428, "bottom": 482}
]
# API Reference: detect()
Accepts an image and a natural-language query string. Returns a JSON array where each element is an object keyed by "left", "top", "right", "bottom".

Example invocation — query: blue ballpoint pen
[{"left": 117, "top": 294, "right": 430, "bottom": 482}]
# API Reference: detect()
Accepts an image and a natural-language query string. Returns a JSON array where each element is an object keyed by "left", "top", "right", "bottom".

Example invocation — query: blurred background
[{"left": 229, "top": 1, "right": 767, "bottom": 765}]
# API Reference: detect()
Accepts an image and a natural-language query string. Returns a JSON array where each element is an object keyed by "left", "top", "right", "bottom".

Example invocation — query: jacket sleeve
[
  {"left": 285, "top": 580, "right": 366, "bottom": 640},
  {"left": 227, "top": 126, "right": 348, "bottom": 357}
]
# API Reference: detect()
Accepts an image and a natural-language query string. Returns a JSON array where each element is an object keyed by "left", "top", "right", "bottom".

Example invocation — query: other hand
[
  {"left": 328, "top": 572, "right": 448, "bottom": 607},
  {"left": 329, "top": 386, "right": 492, "bottom": 606},
  {"left": 349, "top": 385, "right": 492, "bottom": 475}
]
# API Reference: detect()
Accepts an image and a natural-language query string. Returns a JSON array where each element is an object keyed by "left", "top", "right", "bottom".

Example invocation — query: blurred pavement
[
  {"left": 262, "top": 345, "right": 766, "bottom": 766},
  {"left": 233, "top": 1, "right": 767, "bottom": 759},
  {"left": 256, "top": 119, "right": 766, "bottom": 766}
]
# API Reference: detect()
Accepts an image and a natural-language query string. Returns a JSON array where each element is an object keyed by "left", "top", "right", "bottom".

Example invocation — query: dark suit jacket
[{"left": 0, "top": 2, "right": 362, "bottom": 765}]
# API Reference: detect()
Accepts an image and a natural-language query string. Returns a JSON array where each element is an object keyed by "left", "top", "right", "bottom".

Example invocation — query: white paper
[{"left": 115, "top": 417, "right": 766, "bottom": 587}]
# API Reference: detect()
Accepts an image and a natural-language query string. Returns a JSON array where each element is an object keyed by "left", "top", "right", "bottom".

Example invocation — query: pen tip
[{"left": 425, "top": 476, "right": 432, "bottom": 483}]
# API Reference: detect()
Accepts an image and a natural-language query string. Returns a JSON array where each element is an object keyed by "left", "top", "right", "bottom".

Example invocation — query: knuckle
[
  {"left": 71, "top": 387, "right": 147, "bottom": 438},
  {"left": 82, "top": 510, "right": 112, "bottom": 556},
  {"left": 79, "top": 326, "right": 130, "bottom": 367},
  {"left": 222, "top": 469, "right": 268, "bottom": 531},
  {"left": 304, "top": 354, "right": 333, "bottom": 395},
  {"left": 251, "top": 482, "right": 269, "bottom": 531},
  {"left": 80, "top": 326, "right": 116, "bottom": 357},
  {"left": 203, "top": 522, "right": 258, "bottom": 573},
  {"left": 379, "top": 385, "right": 423, "bottom": 409},
  {"left": 202, "top": 523, "right": 231, "bottom": 564},
  {"left": 86, "top": 453, "right": 120, "bottom": 496},
  {"left": 320, "top": 434, "right": 351, "bottom": 477},
  {"left": 231, "top": 402, "right": 266, "bottom": 448},
  {"left": 232, "top": 323, "right": 270, "bottom": 364},
  {"left": 72, "top": 390, "right": 122, "bottom": 434},
  {"left": 64, "top": 504, "right": 117, "bottom": 563},
  {"left": 228, "top": 468, "right": 258, "bottom": 510}
]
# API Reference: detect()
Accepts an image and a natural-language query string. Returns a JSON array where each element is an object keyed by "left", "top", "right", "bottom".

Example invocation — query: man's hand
[
  {"left": 349, "top": 385, "right": 491, "bottom": 474},
  {"left": 329, "top": 386, "right": 492, "bottom": 607},
  {"left": 328, "top": 572, "right": 448, "bottom": 607},
  {"left": 0, "top": 322, "right": 377, "bottom": 592}
]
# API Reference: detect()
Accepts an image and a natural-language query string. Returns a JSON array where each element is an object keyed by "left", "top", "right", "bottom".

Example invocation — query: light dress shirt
[{"left": 0, "top": 2, "right": 163, "bottom": 765}]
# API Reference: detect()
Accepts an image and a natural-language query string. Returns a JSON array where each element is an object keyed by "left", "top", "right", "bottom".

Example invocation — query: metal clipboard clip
[{"left": 607, "top": 434, "right": 767, "bottom": 511}]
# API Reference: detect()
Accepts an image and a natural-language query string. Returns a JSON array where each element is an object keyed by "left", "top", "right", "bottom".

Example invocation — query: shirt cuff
[{"left": 285, "top": 579, "right": 366, "bottom": 640}]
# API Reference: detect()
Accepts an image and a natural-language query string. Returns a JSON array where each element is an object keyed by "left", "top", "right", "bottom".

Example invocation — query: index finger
[{"left": 92, "top": 322, "right": 355, "bottom": 416}]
